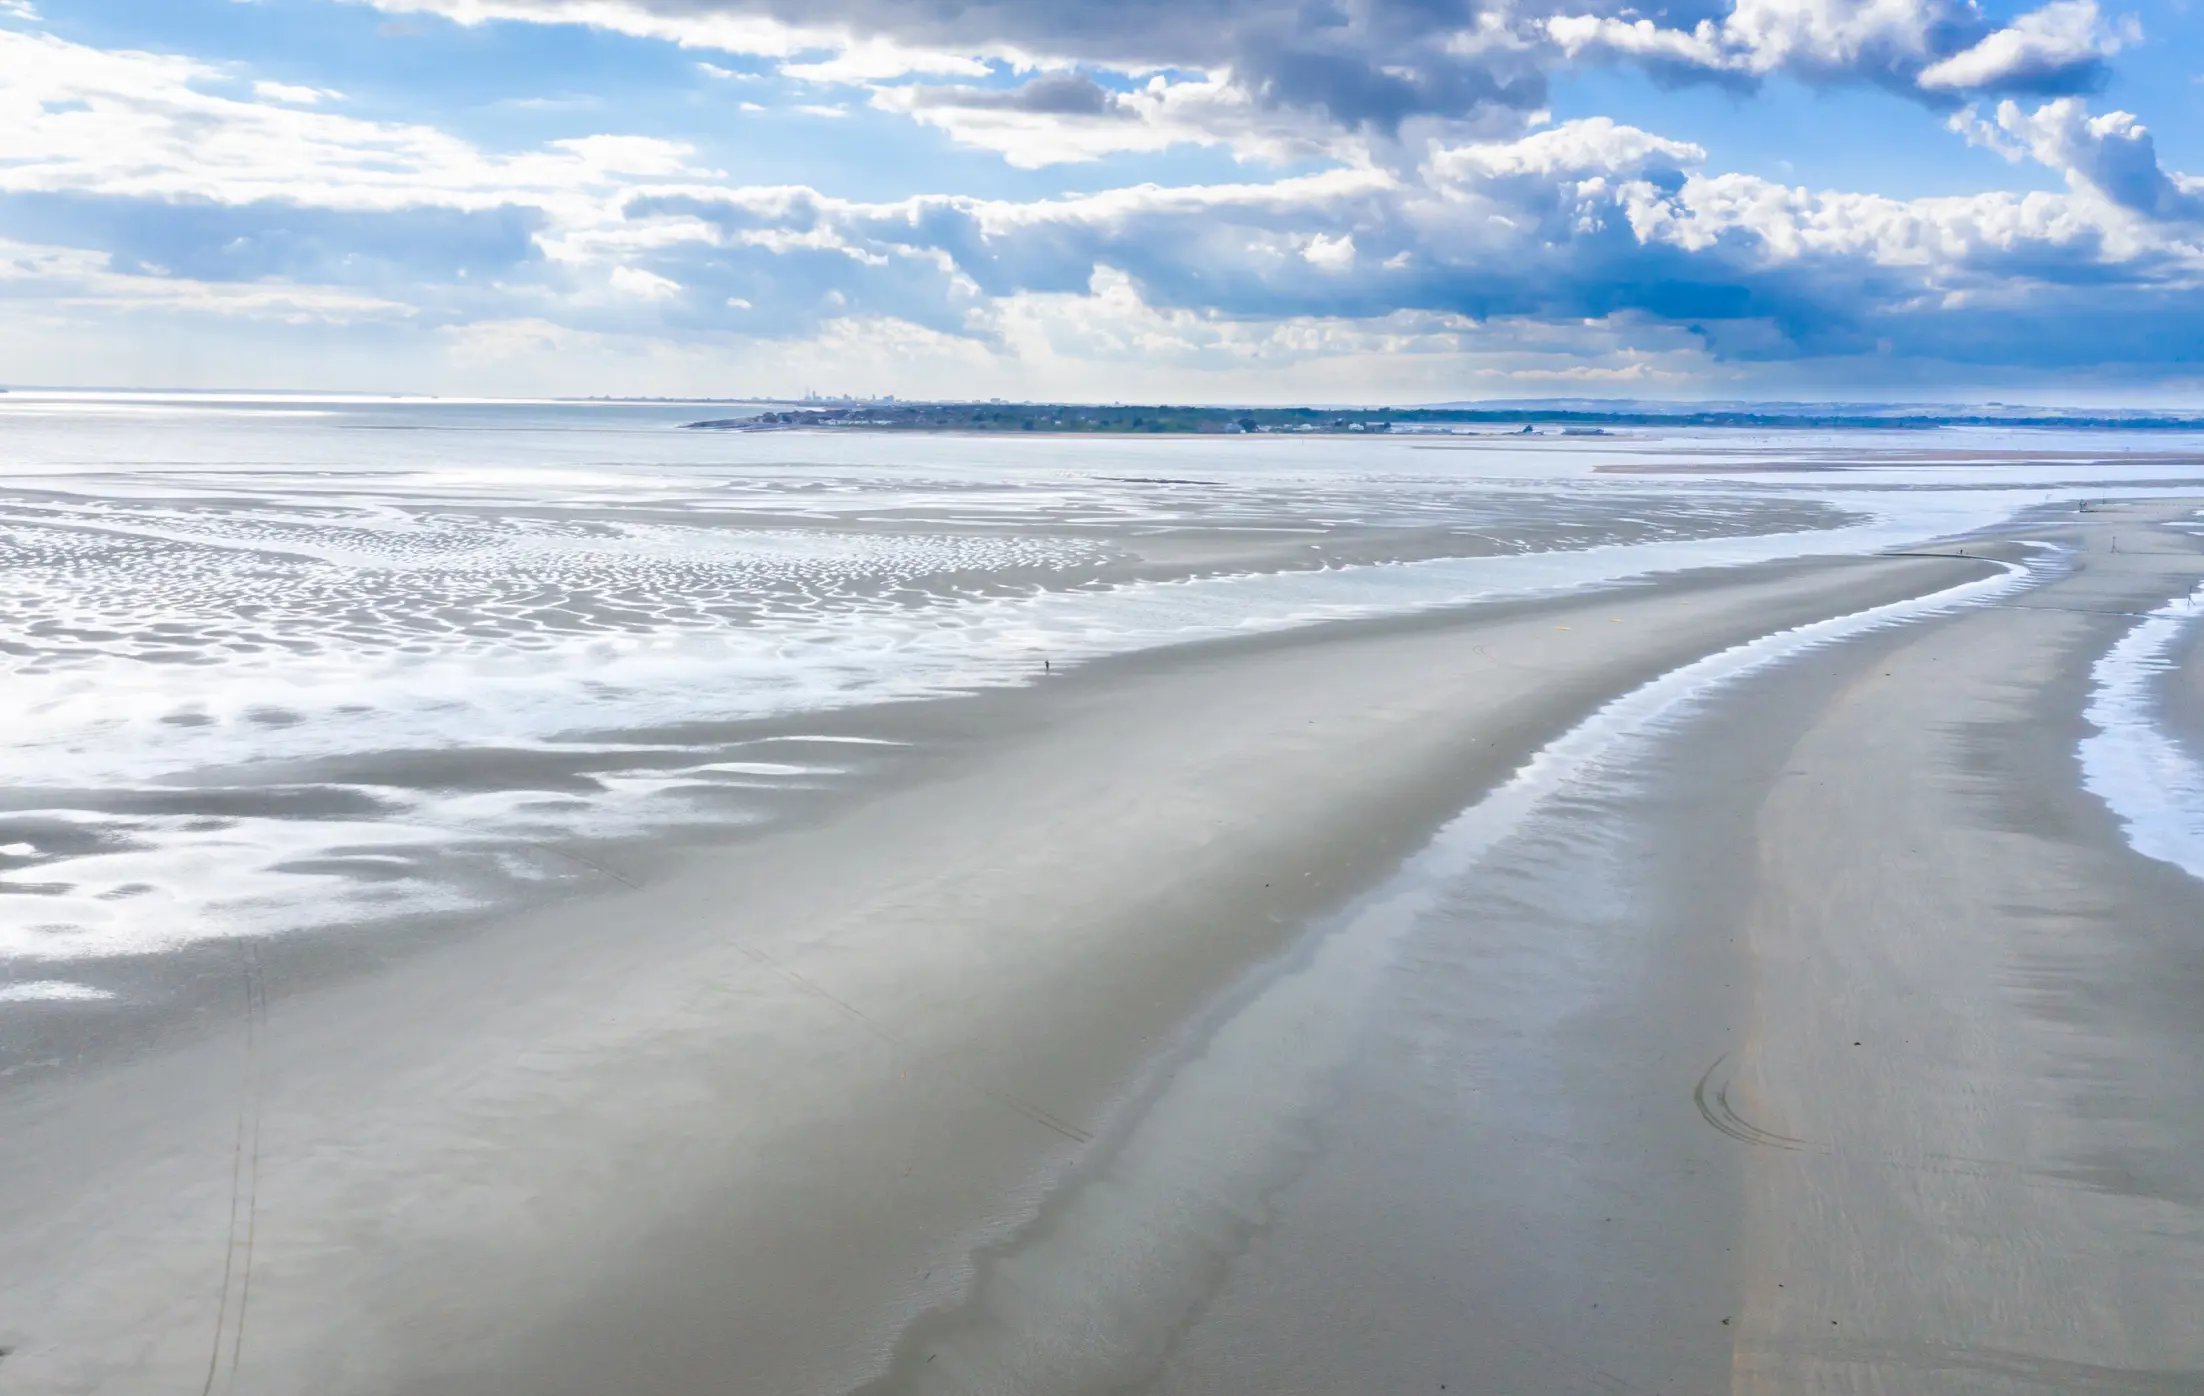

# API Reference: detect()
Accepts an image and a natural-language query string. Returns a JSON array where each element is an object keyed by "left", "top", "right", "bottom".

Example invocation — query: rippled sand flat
[{"left": 0, "top": 400, "right": 1874, "bottom": 965}]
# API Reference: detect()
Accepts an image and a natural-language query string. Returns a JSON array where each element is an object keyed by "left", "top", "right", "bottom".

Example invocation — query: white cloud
[
  {"left": 358, "top": 0, "right": 1022, "bottom": 80},
  {"left": 614, "top": 116, "right": 2200, "bottom": 361},
  {"left": 0, "top": 28, "right": 703, "bottom": 214},
  {"left": 779, "top": 38, "right": 988, "bottom": 83},
  {"left": 330, "top": 0, "right": 2149, "bottom": 211},
  {"left": 346, "top": 0, "right": 1558, "bottom": 150},
  {"left": 251, "top": 79, "right": 342, "bottom": 104},
  {"left": 1430, "top": 118, "right": 1705, "bottom": 182},
  {"left": 0, "top": 235, "right": 416, "bottom": 321},
  {"left": 1545, "top": 15, "right": 1730, "bottom": 69},
  {"left": 872, "top": 71, "right": 1361, "bottom": 168},
  {"left": 1714, "top": 0, "right": 1943, "bottom": 76},
  {"left": 4, "top": 20, "right": 2199, "bottom": 389},
  {"left": 1918, "top": 0, "right": 2130, "bottom": 90},
  {"left": 963, "top": 268, "right": 1719, "bottom": 398},
  {"left": 545, "top": 133, "right": 695, "bottom": 175},
  {"left": 1613, "top": 172, "right": 2112, "bottom": 268},
  {"left": 608, "top": 264, "right": 681, "bottom": 298},
  {"left": 439, "top": 316, "right": 584, "bottom": 361},
  {"left": 1303, "top": 232, "right": 1357, "bottom": 270},
  {"left": 1550, "top": 0, "right": 2128, "bottom": 96},
  {"left": 365, "top": 0, "right": 828, "bottom": 55},
  {"left": 1980, "top": 97, "right": 2204, "bottom": 220}
]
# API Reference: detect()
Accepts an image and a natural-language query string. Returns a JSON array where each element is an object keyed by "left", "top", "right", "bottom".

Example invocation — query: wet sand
[
  {"left": 4, "top": 513, "right": 2203, "bottom": 1394},
  {"left": 1724, "top": 510, "right": 2204, "bottom": 1392},
  {"left": 1107, "top": 503, "right": 2204, "bottom": 1394},
  {"left": 0, "top": 451, "right": 1849, "bottom": 972}
]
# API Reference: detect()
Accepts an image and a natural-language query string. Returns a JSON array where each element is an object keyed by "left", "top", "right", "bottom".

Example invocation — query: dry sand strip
[{"left": 0, "top": 550, "right": 2004, "bottom": 1396}]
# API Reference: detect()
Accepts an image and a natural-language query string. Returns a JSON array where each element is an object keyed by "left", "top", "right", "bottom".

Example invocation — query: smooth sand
[
  {"left": 1098, "top": 504, "right": 2204, "bottom": 1395},
  {"left": 1723, "top": 508, "right": 2204, "bottom": 1393},
  {"left": 3, "top": 519, "right": 2200, "bottom": 1395}
]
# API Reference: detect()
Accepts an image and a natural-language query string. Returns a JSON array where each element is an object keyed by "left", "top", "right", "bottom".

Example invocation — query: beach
[
  {"left": 11, "top": 0, "right": 2204, "bottom": 1377},
  {"left": 1137, "top": 502, "right": 2204, "bottom": 1396},
  {"left": 3, "top": 405, "right": 2203, "bottom": 1394}
]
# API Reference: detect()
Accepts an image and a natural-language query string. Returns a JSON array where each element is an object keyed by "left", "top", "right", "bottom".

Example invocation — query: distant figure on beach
[{"left": 1044, "top": 659, "right": 1052, "bottom": 673}]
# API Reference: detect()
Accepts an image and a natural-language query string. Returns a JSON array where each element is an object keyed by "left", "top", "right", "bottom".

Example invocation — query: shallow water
[
  {"left": 1, "top": 394, "right": 2199, "bottom": 969},
  {"left": 2080, "top": 550, "right": 2204, "bottom": 884}
]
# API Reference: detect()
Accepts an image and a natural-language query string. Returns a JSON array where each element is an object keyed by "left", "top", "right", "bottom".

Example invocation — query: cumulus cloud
[
  {"left": 1428, "top": 117, "right": 1704, "bottom": 180},
  {"left": 356, "top": 0, "right": 2146, "bottom": 130},
  {"left": 602, "top": 114, "right": 2202, "bottom": 369},
  {"left": 1961, "top": 97, "right": 2204, "bottom": 221},
  {"left": 3, "top": 16, "right": 2198, "bottom": 389},
  {"left": 1917, "top": 0, "right": 2130, "bottom": 91},
  {"left": 1303, "top": 231, "right": 1357, "bottom": 270},
  {"left": 1549, "top": 0, "right": 2130, "bottom": 98},
  {"left": 357, "top": 0, "right": 1554, "bottom": 137},
  {"left": 335, "top": 0, "right": 2153, "bottom": 191}
]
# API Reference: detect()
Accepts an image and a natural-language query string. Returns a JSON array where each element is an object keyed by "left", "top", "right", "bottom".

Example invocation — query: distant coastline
[{"left": 684, "top": 401, "right": 2204, "bottom": 435}]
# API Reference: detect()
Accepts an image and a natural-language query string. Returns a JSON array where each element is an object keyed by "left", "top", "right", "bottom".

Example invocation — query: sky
[{"left": 0, "top": 0, "right": 2199, "bottom": 402}]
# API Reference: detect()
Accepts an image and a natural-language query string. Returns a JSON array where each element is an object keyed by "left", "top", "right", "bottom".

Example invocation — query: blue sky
[{"left": 1, "top": 0, "right": 2198, "bottom": 401}]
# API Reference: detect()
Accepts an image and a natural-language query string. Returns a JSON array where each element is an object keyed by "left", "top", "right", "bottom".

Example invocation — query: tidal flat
[{"left": 3, "top": 396, "right": 2203, "bottom": 1394}]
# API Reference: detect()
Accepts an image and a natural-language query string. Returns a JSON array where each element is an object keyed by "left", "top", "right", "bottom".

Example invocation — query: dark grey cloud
[
  {"left": 399, "top": 0, "right": 2130, "bottom": 127},
  {"left": 902, "top": 71, "right": 1128, "bottom": 116},
  {"left": 445, "top": 0, "right": 1557, "bottom": 131}
]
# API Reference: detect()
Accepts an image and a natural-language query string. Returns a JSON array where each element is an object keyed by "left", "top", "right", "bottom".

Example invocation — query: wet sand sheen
[
  {"left": 6, "top": 506, "right": 2204, "bottom": 1395},
  {"left": 1114, "top": 503, "right": 2204, "bottom": 1394},
  {"left": 0, "top": 550, "right": 2001, "bottom": 1396},
  {"left": 1726, "top": 510, "right": 2204, "bottom": 1393},
  {"left": 0, "top": 472, "right": 1849, "bottom": 964}
]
